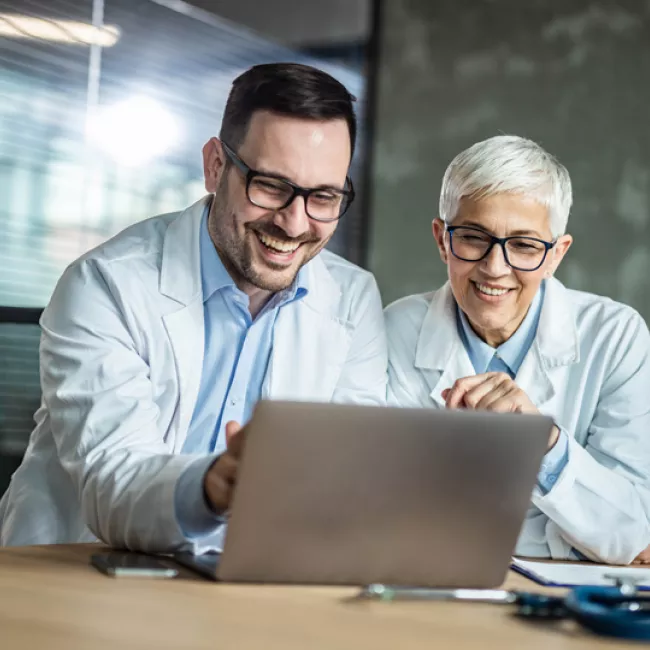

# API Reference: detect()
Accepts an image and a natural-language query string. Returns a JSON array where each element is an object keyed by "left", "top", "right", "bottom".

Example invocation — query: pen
[{"left": 357, "top": 583, "right": 519, "bottom": 603}]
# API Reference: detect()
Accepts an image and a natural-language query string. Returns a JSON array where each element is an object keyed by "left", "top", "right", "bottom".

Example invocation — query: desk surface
[{"left": 0, "top": 544, "right": 625, "bottom": 649}]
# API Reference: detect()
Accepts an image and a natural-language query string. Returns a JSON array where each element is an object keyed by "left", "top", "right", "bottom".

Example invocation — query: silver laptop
[{"left": 174, "top": 400, "right": 552, "bottom": 588}]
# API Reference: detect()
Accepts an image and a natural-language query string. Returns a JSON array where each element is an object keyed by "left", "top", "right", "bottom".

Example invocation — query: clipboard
[{"left": 511, "top": 557, "right": 650, "bottom": 590}]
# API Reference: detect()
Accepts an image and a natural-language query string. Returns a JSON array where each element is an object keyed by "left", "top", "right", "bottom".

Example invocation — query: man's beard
[{"left": 207, "top": 185, "right": 328, "bottom": 293}]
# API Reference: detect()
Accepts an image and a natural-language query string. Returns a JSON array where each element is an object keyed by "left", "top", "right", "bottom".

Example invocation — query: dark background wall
[
  {"left": 369, "top": 0, "right": 650, "bottom": 320},
  {"left": 186, "top": 0, "right": 370, "bottom": 46}
]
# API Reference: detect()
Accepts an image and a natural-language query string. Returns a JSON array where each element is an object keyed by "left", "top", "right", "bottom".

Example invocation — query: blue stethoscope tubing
[{"left": 563, "top": 586, "right": 650, "bottom": 641}]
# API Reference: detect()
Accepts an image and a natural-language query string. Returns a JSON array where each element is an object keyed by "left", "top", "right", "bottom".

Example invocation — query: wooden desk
[{"left": 0, "top": 545, "right": 622, "bottom": 649}]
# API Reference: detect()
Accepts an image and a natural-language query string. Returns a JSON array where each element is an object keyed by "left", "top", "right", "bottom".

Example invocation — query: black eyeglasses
[
  {"left": 220, "top": 141, "right": 355, "bottom": 222},
  {"left": 446, "top": 225, "right": 556, "bottom": 272}
]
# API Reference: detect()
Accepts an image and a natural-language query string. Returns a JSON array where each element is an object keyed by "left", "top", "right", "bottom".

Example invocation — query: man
[
  {"left": 0, "top": 63, "right": 387, "bottom": 553},
  {"left": 386, "top": 135, "right": 650, "bottom": 564}
]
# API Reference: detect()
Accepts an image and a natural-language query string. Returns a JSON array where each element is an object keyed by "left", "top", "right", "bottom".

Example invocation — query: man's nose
[{"left": 273, "top": 195, "right": 311, "bottom": 239}]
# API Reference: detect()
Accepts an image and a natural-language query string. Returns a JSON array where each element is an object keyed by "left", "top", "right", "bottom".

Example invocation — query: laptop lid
[{"left": 214, "top": 401, "right": 552, "bottom": 587}]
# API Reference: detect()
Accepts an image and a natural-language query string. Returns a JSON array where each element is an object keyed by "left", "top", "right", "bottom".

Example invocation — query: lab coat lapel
[
  {"left": 414, "top": 283, "right": 475, "bottom": 408},
  {"left": 264, "top": 255, "right": 351, "bottom": 401},
  {"left": 514, "top": 347, "right": 555, "bottom": 412},
  {"left": 160, "top": 197, "right": 209, "bottom": 452},
  {"left": 516, "top": 278, "right": 580, "bottom": 413},
  {"left": 415, "top": 279, "right": 579, "bottom": 412}
]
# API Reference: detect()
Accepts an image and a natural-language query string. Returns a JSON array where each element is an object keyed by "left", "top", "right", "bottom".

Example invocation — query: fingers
[
  {"left": 444, "top": 373, "right": 509, "bottom": 409},
  {"left": 443, "top": 373, "right": 536, "bottom": 414},
  {"left": 225, "top": 420, "right": 242, "bottom": 444},
  {"left": 462, "top": 374, "right": 511, "bottom": 410},
  {"left": 203, "top": 422, "right": 248, "bottom": 512},
  {"left": 475, "top": 380, "right": 519, "bottom": 412},
  {"left": 225, "top": 420, "right": 246, "bottom": 459},
  {"left": 547, "top": 425, "right": 561, "bottom": 450},
  {"left": 445, "top": 374, "right": 490, "bottom": 409},
  {"left": 216, "top": 451, "right": 239, "bottom": 485},
  {"left": 204, "top": 452, "right": 239, "bottom": 512}
]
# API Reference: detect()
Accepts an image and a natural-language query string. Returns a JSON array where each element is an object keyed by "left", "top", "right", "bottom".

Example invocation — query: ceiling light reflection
[
  {"left": 86, "top": 96, "right": 181, "bottom": 167},
  {"left": 0, "top": 14, "right": 120, "bottom": 47}
]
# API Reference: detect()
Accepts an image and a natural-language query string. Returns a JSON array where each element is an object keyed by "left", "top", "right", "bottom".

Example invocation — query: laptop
[{"left": 174, "top": 400, "right": 552, "bottom": 588}]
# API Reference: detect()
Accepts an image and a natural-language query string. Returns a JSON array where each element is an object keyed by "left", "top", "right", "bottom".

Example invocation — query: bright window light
[
  {"left": 86, "top": 96, "right": 181, "bottom": 167},
  {"left": 0, "top": 14, "right": 120, "bottom": 47}
]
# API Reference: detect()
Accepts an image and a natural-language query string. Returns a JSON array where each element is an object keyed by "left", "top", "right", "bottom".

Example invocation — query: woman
[{"left": 386, "top": 135, "right": 650, "bottom": 564}]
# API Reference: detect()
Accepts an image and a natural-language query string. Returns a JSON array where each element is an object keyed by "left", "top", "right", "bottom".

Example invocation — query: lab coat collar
[
  {"left": 415, "top": 279, "right": 580, "bottom": 409},
  {"left": 159, "top": 195, "right": 341, "bottom": 317}
]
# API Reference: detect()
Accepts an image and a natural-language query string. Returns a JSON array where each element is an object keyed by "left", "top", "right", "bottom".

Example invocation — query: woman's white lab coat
[{"left": 385, "top": 278, "right": 650, "bottom": 564}]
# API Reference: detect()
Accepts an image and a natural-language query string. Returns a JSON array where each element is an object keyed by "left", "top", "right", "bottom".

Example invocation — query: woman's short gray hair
[{"left": 439, "top": 135, "right": 573, "bottom": 238}]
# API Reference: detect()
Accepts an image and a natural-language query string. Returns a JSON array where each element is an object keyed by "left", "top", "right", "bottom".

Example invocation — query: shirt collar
[
  {"left": 457, "top": 282, "right": 545, "bottom": 376},
  {"left": 200, "top": 203, "right": 310, "bottom": 305},
  {"left": 200, "top": 205, "right": 236, "bottom": 302}
]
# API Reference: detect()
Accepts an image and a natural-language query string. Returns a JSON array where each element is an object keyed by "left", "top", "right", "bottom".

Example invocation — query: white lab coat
[
  {"left": 385, "top": 278, "right": 650, "bottom": 564},
  {"left": 0, "top": 197, "right": 387, "bottom": 553}
]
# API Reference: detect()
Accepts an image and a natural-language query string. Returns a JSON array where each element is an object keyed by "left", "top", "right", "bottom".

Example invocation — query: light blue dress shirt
[
  {"left": 456, "top": 282, "right": 569, "bottom": 494},
  {"left": 174, "top": 208, "right": 308, "bottom": 537}
]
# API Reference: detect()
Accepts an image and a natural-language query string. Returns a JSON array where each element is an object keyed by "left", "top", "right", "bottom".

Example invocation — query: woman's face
[{"left": 433, "top": 193, "right": 572, "bottom": 347}]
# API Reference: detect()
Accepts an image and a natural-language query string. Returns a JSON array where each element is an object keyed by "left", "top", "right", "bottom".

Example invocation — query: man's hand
[
  {"left": 203, "top": 421, "right": 246, "bottom": 513},
  {"left": 442, "top": 373, "right": 559, "bottom": 449}
]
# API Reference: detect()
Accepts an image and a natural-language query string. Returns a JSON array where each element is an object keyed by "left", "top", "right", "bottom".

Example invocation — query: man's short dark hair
[{"left": 220, "top": 62, "right": 357, "bottom": 158}]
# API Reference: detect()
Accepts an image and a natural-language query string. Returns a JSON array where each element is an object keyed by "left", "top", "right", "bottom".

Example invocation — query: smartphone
[{"left": 91, "top": 552, "right": 178, "bottom": 578}]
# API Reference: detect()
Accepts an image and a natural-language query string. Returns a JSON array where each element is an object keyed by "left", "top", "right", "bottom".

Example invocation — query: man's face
[
  {"left": 433, "top": 193, "right": 572, "bottom": 346},
  {"left": 203, "top": 111, "right": 351, "bottom": 293}
]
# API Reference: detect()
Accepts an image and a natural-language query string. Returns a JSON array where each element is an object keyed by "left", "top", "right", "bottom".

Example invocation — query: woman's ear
[
  {"left": 432, "top": 218, "right": 449, "bottom": 264},
  {"left": 547, "top": 234, "right": 573, "bottom": 276}
]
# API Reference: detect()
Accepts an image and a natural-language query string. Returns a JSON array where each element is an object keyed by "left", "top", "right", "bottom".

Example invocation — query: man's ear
[
  {"left": 432, "top": 218, "right": 449, "bottom": 264},
  {"left": 202, "top": 137, "right": 227, "bottom": 193}
]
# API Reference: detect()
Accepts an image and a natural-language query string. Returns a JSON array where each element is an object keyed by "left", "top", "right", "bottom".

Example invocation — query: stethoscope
[
  {"left": 516, "top": 579, "right": 650, "bottom": 641},
  {"left": 357, "top": 578, "right": 650, "bottom": 641}
]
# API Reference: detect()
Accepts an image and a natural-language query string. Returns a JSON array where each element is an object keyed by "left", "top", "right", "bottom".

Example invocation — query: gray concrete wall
[
  {"left": 185, "top": 0, "right": 370, "bottom": 45},
  {"left": 369, "top": 0, "right": 650, "bottom": 320}
]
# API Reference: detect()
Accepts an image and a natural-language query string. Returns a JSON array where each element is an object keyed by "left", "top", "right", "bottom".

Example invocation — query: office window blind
[
  {"left": 0, "top": 0, "right": 366, "bottom": 308},
  {"left": 0, "top": 323, "right": 40, "bottom": 454}
]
